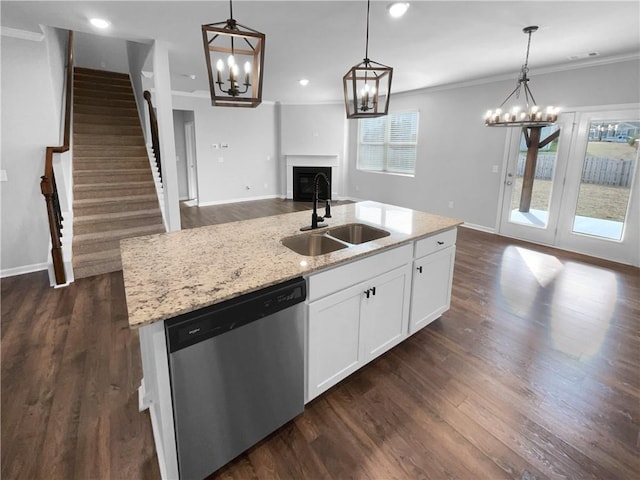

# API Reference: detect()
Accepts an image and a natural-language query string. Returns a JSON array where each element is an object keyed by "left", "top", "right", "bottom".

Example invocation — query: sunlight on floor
[
  {"left": 515, "top": 247, "right": 564, "bottom": 287},
  {"left": 499, "top": 246, "right": 564, "bottom": 317},
  {"left": 550, "top": 263, "right": 616, "bottom": 360}
]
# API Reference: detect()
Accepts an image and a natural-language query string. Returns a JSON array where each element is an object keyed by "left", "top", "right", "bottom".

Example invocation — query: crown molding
[{"left": 1, "top": 26, "right": 44, "bottom": 42}]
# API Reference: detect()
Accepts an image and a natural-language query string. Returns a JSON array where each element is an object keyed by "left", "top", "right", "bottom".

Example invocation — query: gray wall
[
  {"left": 172, "top": 95, "right": 279, "bottom": 205},
  {"left": 1, "top": 31, "right": 67, "bottom": 274},
  {"left": 346, "top": 59, "right": 640, "bottom": 230}
]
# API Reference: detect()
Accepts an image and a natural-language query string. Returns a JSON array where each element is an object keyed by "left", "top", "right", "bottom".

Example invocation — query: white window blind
[{"left": 357, "top": 111, "right": 419, "bottom": 175}]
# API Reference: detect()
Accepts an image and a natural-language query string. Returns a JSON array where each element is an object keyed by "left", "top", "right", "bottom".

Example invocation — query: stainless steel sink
[
  {"left": 326, "top": 223, "right": 390, "bottom": 244},
  {"left": 281, "top": 233, "right": 348, "bottom": 256}
]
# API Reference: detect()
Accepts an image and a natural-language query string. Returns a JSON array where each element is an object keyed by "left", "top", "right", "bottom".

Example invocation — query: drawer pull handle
[
  {"left": 371, "top": 287, "right": 376, "bottom": 296},
  {"left": 437, "top": 241, "right": 445, "bottom": 245},
  {"left": 417, "top": 266, "right": 423, "bottom": 273},
  {"left": 364, "top": 289, "right": 371, "bottom": 298}
]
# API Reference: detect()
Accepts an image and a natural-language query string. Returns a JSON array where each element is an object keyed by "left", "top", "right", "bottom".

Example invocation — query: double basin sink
[{"left": 281, "top": 223, "right": 390, "bottom": 256}]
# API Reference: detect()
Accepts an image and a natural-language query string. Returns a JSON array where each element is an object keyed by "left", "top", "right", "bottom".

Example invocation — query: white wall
[
  {"left": 74, "top": 31, "right": 129, "bottom": 73},
  {"left": 280, "top": 103, "right": 347, "bottom": 197},
  {"left": 173, "top": 110, "right": 189, "bottom": 199},
  {"left": 171, "top": 95, "right": 280, "bottom": 205},
  {"left": 127, "top": 40, "right": 153, "bottom": 139},
  {"left": 346, "top": 59, "right": 640, "bottom": 230},
  {"left": 1, "top": 31, "right": 66, "bottom": 275}
]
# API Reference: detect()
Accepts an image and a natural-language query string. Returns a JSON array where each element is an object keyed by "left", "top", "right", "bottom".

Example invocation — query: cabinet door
[
  {"left": 360, "top": 265, "right": 411, "bottom": 362},
  {"left": 410, "top": 246, "right": 456, "bottom": 334},
  {"left": 307, "top": 283, "right": 363, "bottom": 402}
]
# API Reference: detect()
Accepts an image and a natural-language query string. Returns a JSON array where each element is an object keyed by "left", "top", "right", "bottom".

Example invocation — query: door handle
[
  {"left": 437, "top": 241, "right": 444, "bottom": 245},
  {"left": 506, "top": 181, "right": 513, "bottom": 185}
]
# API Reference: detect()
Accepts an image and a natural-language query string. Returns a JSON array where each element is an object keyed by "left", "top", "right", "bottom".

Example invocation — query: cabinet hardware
[
  {"left": 364, "top": 289, "right": 371, "bottom": 298},
  {"left": 371, "top": 287, "right": 376, "bottom": 296},
  {"left": 437, "top": 241, "right": 444, "bottom": 245},
  {"left": 417, "top": 266, "right": 423, "bottom": 273}
]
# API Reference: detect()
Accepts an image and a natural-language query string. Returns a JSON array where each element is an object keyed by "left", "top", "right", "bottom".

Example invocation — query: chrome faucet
[{"left": 301, "top": 172, "right": 331, "bottom": 231}]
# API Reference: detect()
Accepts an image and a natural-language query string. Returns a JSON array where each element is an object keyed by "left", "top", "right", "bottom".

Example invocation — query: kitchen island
[{"left": 121, "top": 201, "right": 461, "bottom": 479}]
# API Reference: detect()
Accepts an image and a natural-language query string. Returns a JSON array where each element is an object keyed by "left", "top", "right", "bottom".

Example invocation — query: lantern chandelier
[
  {"left": 202, "top": 0, "right": 265, "bottom": 108},
  {"left": 343, "top": 0, "right": 393, "bottom": 119},
  {"left": 485, "top": 26, "right": 559, "bottom": 127}
]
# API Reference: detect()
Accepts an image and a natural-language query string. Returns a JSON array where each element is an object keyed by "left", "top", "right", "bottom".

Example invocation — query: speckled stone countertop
[{"left": 121, "top": 201, "right": 462, "bottom": 328}]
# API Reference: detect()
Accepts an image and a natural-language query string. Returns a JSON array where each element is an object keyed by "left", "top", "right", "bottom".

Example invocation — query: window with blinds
[{"left": 357, "top": 111, "right": 419, "bottom": 175}]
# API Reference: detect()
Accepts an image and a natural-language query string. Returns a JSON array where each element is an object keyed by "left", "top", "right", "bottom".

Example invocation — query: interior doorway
[
  {"left": 172, "top": 110, "right": 198, "bottom": 203},
  {"left": 498, "top": 105, "right": 640, "bottom": 266}
]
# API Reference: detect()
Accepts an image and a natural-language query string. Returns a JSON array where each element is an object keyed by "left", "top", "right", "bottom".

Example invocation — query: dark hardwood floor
[{"left": 2, "top": 199, "right": 639, "bottom": 479}]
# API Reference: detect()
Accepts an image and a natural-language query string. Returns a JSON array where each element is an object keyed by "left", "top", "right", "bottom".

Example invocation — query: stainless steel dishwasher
[{"left": 165, "top": 277, "right": 306, "bottom": 480}]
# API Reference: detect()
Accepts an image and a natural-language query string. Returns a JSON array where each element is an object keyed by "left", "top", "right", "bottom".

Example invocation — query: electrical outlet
[
  {"left": 448, "top": 201, "right": 454, "bottom": 209},
  {"left": 0, "top": 170, "right": 7, "bottom": 182},
  {"left": 492, "top": 165, "right": 499, "bottom": 173},
  {"left": 218, "top": 157, "right": 224, "bottom": 163}
]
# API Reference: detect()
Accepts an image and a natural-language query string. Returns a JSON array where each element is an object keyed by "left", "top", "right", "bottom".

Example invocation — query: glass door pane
[
  {"left": 508, "top": 125, "right": 560, "bottom": 228},
  {"left": 571, "top": 120, "right": 639, "bottom": 240}
]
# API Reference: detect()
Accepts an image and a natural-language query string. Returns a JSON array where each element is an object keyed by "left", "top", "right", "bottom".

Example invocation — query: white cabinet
[
  {"left": 361, "top": 266, "right": 411, "bottom": 361},
  {"left": 305, "top": 228, "right": 458, "bottom": 402},
  {"left": 307, "top": 282, "right": 363, "bottom": 400},
  {"left": 409, "top": 229, "right": 457, "bottom": 334},
  {"left": 306, "top": 245, "right": 412, "bottom": 402}
]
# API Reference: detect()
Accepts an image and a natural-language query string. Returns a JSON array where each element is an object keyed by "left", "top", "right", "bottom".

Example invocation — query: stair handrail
[
  {"left": 143, "top": 90, "right": 162, "bottom": 181},
  {"left": 41, "top": 30, "right": 73, "bottom": 286}
]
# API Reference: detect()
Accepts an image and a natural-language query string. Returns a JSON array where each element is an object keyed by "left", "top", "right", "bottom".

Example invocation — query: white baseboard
[
  {"left": 460, "top": 222, "right": 496, "bottom": 234},
  {"left": 1, "top": 262, "right": 48, "bottom": 279},
  {"left": 197, "top": 194, "right": 283, "bottom": 207}
]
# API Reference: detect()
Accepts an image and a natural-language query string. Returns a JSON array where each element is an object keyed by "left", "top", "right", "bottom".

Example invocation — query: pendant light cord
[
  {"left": 364, "top": 0, "right": 370, "bottom": 60},
  {"left": 229, "top": 0, "right": 233, "bottom": 19},
  {"left": 523, "top": 29, "right": 533, "bottom": 72}
]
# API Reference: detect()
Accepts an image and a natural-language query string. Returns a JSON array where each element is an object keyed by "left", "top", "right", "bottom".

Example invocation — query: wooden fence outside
[{"left": 517, "top": 153, "right": 634, "bottom": 187}]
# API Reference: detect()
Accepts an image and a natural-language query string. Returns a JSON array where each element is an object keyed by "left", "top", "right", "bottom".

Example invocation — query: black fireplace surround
[{"left": 293, "top": 167, "right": 332, "bottom": 202}]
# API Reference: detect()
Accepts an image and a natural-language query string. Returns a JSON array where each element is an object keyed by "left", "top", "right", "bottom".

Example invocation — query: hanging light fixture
[
  {"left": 343, "top": 0, "right": 393, "bottom": 119},
  {"left": 485, "top": 26, "right": 559, "bottom": 127},
  {"left": 202, "top": 0, "right": 265, "bottom": 107}
]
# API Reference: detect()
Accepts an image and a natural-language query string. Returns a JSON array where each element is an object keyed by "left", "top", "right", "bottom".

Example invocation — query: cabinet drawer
[
  {"left": 307, "top": 243, "right": 413, "bottom": 302},
  {"left": 414, "top": 228, "right": 457, "bottom": 258}
]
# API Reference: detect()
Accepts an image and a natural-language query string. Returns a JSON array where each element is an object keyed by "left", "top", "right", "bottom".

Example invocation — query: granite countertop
[{"left": 121, "top": 201, "right": 462, "bottom": 328}]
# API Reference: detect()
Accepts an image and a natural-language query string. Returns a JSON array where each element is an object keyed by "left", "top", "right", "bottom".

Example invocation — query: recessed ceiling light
[
  {"left": 299, "top": 79, "right": 309, "bottom": 86},
  {"left": 90, "top": 18, "right": 110, "bottom": 29},
  {"left": 387, "top": 2, "right": 410, "bottom": 18}
]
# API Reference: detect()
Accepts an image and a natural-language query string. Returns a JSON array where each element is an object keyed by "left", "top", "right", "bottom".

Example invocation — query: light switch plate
[{"left": 0, "top": 170, "right": 7, "bottom": 182}]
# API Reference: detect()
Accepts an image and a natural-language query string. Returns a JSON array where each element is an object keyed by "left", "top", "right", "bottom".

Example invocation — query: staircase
[{"left": 72, "top": 67, "right": 165, "bottom": 279}]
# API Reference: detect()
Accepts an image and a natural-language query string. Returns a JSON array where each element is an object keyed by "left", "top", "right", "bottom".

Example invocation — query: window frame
[{"left": 356, "top": 110, "right": 419, "bottom": 177}]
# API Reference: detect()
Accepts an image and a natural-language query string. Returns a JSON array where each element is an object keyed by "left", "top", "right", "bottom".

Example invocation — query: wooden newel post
[{"left": 519, "top": 126, "right": 541, "bottom": 212}]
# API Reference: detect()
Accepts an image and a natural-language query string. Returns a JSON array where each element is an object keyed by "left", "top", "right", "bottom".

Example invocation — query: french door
[{"left": 498, "top": 106, "right": 640, "bottom": 266}]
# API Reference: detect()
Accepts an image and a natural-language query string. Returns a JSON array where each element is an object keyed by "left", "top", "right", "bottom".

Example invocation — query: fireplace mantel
[{"left": 285, "top": 154, "right": 339, "bottom": 200}]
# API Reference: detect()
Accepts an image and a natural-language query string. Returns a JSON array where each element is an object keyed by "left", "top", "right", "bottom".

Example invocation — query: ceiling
[{"left": 3, "top": 1, "right": 639, "bottom": 104}]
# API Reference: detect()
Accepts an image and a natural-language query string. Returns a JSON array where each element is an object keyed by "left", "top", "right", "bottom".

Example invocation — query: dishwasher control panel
[{"left": 165, "top": 277, "right": 306, "bottom": 353}]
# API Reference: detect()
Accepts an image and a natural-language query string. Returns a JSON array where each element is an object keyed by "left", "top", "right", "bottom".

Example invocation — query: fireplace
[{"left": 293, "top": 167, "right": 332, "bottom": 202}]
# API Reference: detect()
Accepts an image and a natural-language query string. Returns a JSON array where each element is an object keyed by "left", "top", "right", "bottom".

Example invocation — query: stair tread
[
  {"left": 74, "top": 180, "right": 153, "bottom": 189},
  {"left": 73, "top": 248, "right": 122, "bottom": 263},
  {"left": 74, "top": 193, "right": 159, "bottom": 206},
  {"left": 74, "top": 208, "right": 162, "bottom": 224},
  {"left": 74, "top": 223, "right": 165, "bottom": 243},
  {"left": 74, "top": 168, "right": 150, "bottom": 175}
]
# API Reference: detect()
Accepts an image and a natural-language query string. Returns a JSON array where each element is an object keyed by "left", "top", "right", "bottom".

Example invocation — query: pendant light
[
  {"left": 343, "top": 0, "right": 393, "bottom": 119},
  {"left": 202, "top": 0, "right": 265, "bottom": 108},
  {"left": 485, "top": 26, "right": 559, "bottom": 127}
]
